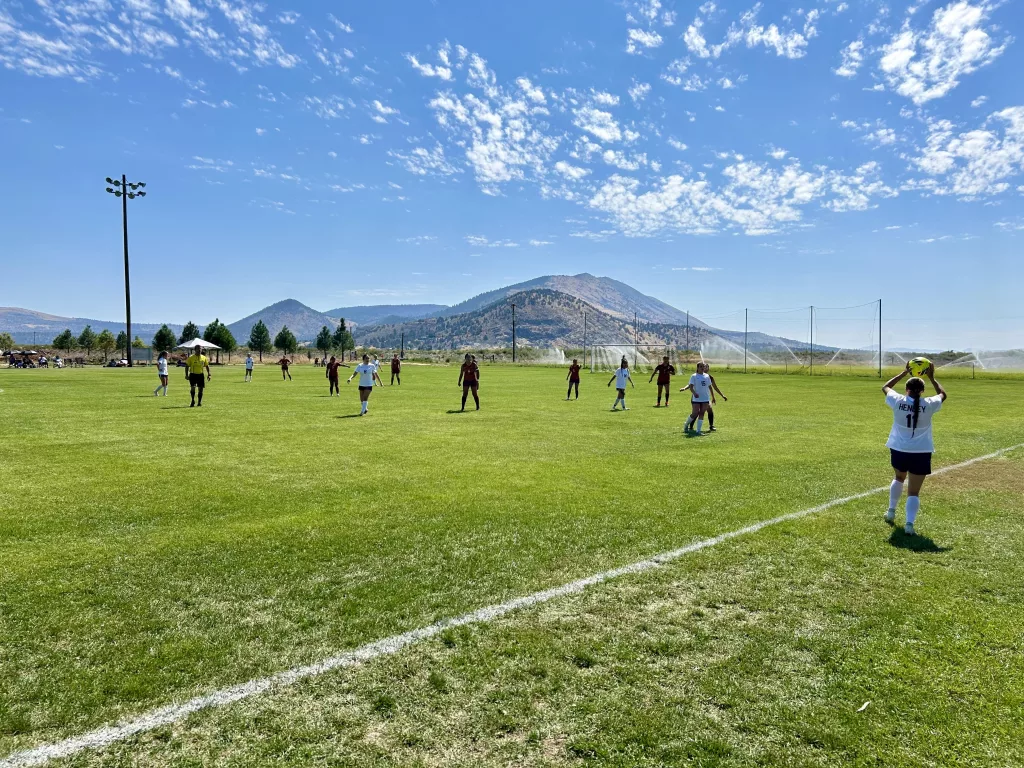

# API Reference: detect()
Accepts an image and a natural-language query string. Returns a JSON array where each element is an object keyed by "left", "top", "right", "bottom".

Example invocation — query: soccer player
[
  {"left": 702, "top": 363, "right": 729, "bottom": 431},
  {"left": 278, "top": 355, "right": 292, "bottom": 381},
  {"left": 458, "top": 353, "right": 480, "bottom": 411},
  {"left": 153, "top": 351, "right": 169, "bottom": 397},
  {"left": 390, "top": 353, "right": 401, "bottom": 386},
  {"left": 185, "top": 347, "right": 211, "bottom": 407},
  {"left": 882, "top": 363, "right": 947, "bottom": 536},
  {"left": 607, "top": 359, "right": 634, "bottom": 410},
  {"left": 566, "top": 358, "right": 582, "bottom": 400},
  {"left": 649, "top": 355, "right": 676, "bottom": 407},
  {"left": 326, "top": 355, "right": 347, "bottom": 396},
  {"left": 680, "top": 362, "right": 712, "bottom": 434},
  {"left": 244, "top": 353, "right": 254, "bottom": 382},
  {"left": 347, "top": 354, "right": 377, "bottom": 415}
]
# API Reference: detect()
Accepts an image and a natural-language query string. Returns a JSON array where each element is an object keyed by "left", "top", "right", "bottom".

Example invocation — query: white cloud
[
  {"left": 592, "top": 90, "right": 620, "bottom": 107},
  {"left": 668, "top": 138, "right": 689, "bottom": 151},
  {"left": 329, "top": 15, "right": 354, "bottom": 33},
  {"left": 516, "top": 77, "right": 546, "bottom": 104},
  {"left": 971, "top": 95, "right": 988, "bottom": 107},
  {"left": 424, "top": 48, "right": 560, "bottom": 195},
  {"left": 255, "top": 128, "right": 266, "bottom": 135},
  {"left": 397, "top": 235, "right": 437, "bottom": 244},
  {"left": 879, "top": 1, "right": 1008, "bottom": 104},
  {"left": 908, "top": 107, "right": 1024, "bottom": 197},
  {"left": 555, "top": 161, "right": 591, "bottom": 180},
  {"left": 276, "top": 11, "right": 300, "bottom": 24},
  {"left": 405, "top": 53, "right": 453, "bottom": 80},
  {"left": 627, "top": 28, "right": 663, "bottom": 54},
  {"left": 835, "top": 40, "right": 864, "bottom": 77},
  {"left": 628, "top": 80, "right": 651, "bottom": 104},
  {"left": 389, "top": 143, "right": 461, "bottom": 176},
  {"left": 768, "top": 147, "right": 788, "bottom": 159},
  {"left": 683, "top": 6, "right": 819, "bottom": 61},
  {"left": 528, "top": 239, "right": 553, "bottom": 246},
  {"left": 574, "top": 106, "right": 622, "bottom": 143},
  {"left": 587, "top": 158, "right": 896, "bottom": 237},
  {"left": 465, "top": 235, "right": 519, "bottom": 247},
  {"left": 602, "top": 149, "right": 647, "bottom": 171}
]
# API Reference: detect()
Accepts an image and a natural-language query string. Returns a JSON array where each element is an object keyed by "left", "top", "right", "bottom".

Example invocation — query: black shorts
[
  {"left": 616, "top": 388, "right": 626, "bottom": 397},
  {"left": 359, "top": 386, "right": 373, "bottom": 392},
  {"left": 463, "top": 381, "right": 479, "bottom": 390},
  {"left": 890, "top": 449, "right": 932, "bottom": 476},
  {"left": 188, "top": 373, "right": 205, "bottom": 388}
]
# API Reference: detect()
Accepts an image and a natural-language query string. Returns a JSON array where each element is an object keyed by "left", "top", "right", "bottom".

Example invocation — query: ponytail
[{"left": 906, "top": 377, "right": 926, "bottom": 437}]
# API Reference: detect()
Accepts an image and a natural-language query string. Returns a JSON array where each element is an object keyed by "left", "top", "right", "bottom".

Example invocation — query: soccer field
[{"left": 1, "top": 364, "right": 1023, "bottom": 767}]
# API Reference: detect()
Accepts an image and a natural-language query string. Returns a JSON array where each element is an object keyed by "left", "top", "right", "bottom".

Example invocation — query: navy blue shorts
[{"left": 890, "top": 449, "right": 932, "bottom": 476}]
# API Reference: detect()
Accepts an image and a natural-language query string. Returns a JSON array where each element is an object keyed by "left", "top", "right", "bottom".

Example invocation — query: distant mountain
[
  {"left": 435, "top": 274, "right": 707, "bottom": 327},
  {"left": 226, "top": 299, "right": 338, "bottom": 343},
  {"left": 0, "top": 307, "right": 183, "bottom": 345},
  {"left": 323, "top": 304, "right": 447, "bottom": 325},
  {"left": 356, "top": 289, "right": 720, "bottom": 350}
]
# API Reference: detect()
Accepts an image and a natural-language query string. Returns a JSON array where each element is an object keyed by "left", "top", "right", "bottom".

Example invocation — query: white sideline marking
[{"left": 4, "top": 443, "right": 1022, "bottom": 768}]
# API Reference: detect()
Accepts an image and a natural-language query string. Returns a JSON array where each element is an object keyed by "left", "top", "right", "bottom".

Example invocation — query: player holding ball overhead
[{"left": 881, "top": 359, "right": 947, "bottom": 536}]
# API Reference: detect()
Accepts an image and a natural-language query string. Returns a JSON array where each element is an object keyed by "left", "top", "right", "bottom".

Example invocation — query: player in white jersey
[
  {"left": 244, "top": 354, "right": 254, "bottom": 382},
  {"left": 347, "top": 354, "right": 377, "bottom": 415},
  {"left": 606, "top": 358, "right": 634, "bottom": 410},
  {"left": 679, "top": 362, "right": 713, "bottom": 435},
  {"left": 882, "top": 363, "right": 947, "bottom": 535},
  {"left": 702, "top": 363, "right": 729, "bottom": 432},
  {"left": 153, "top": 351, "right": 169, "bottom": 396}
]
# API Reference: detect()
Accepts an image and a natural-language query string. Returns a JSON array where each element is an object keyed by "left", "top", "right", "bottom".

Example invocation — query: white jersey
[
  {"left": 688, "top": 373, "right": 712, "bottom": 402},
  {"left": 355, "top": 363, "right": 376, "bottom": 387},
  {"left": 157, "top": 358, "right": 168, "bottom": 376},
  {"left": 886, "top": 391, "right": 943, "bottom": 453},
  {"left": 614, "top": 367, "right": 631, "bottom": 389},
  {"left": 245, "top": 356, "right": 254, "bottom": 370}
]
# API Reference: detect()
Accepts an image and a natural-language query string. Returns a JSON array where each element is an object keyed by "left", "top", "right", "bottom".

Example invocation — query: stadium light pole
[
  {"left": 634, "top": 311, "right": 638, "bottom": 367},
  {"left": 685, "top": 311, "right": 690, "bottom": 362},
  {"left": 104, "top": 174, "right": 147, "bottom": 367},
  {"left": 511, "top": 302, "right": 517, "bottom": 362}
]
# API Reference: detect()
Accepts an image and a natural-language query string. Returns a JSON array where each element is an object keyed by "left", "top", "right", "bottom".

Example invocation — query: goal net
[{"left": 590, "top": 344, "right": 675, "bottom": 374}]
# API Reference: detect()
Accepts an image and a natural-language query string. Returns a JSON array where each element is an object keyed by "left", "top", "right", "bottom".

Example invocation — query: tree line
[{"left": 40, "top": 317, "right": 356, "bottom": 362}]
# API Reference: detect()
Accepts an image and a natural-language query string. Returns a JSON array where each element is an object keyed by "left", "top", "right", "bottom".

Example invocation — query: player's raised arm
[
  {"left": 882, "top": 365, "right": 910, "bottom": 395},
  {"left": 679, "top": 382, "right": 693, "bottom": 393},
  {"left": 927, "top": 365, "right": 948, "bottom": 401}
]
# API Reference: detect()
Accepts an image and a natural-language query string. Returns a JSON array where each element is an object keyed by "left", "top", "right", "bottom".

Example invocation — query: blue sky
[{"left": 1, "top": 0, "right": 1022, "bottom": 349}]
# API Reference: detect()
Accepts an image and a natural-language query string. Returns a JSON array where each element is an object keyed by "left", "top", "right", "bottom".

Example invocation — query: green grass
[{"left": 1, "top": 364, "right": 1022, "bottom": 765}]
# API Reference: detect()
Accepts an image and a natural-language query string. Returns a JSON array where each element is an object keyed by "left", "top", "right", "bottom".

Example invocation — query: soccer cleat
[
  {"left": 708, "top": 426, "right": 717, "bottom": 432},
  {"left": 884, "top": 509, "right": 896, "bottom": 524},
  {"left": 904, "top": 522, "right": 916, "bottom": 536}
]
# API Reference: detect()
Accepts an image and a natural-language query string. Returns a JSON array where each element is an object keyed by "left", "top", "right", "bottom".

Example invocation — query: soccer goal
[{"left": 590, "top": 344, "right": 675, "bottom": 374}]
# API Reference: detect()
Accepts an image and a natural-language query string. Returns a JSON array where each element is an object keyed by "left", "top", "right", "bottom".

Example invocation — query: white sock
[
  {"left": 906, "top": 496, "right": 920, "bottom": 525},
  {"left": 361, "top": 401, "right": 368, "bottom": 413},
  {"left": 696, "top": 418, "right": 703, "bottom": 434},
  {"left": 889, "top": 480, "right": 904, "bottom": 511}
]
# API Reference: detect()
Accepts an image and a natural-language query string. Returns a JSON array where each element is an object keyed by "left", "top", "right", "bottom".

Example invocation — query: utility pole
[
  {"left": 685, "top": 311, "right": 690, "bottom": 362},
  {"left": 878, "top": 298, "right": 882, "bottom": 379},
  {"left": 809, "top": 305, "right": 814, "bottom": 377},
  {"left": 634, "top": 311, "right": 638, "bottom": 367},
  {"left": 744, "top": 308, "right": 748, "bottom": 374},
  {"left": 401, "top": 330, "right": 405, "bottom": 360},
  {"left": 105, "top": 175, "right": 147, "bottom": 367},
  {"left": 511, "top": 303, "right": 517, "bottom": 362}
]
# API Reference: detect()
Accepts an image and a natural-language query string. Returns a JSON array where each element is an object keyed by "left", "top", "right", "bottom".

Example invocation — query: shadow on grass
[
  {"left": 159, "top": 405, "right": 194, "bottom": 410},
  {"left": 446, "top": 409, "right": 475, "bottom": 414},
  {"left": 888, "top": 529, "right": 949, "bottom": 553},
  {"left": 337, "top": 413, "right": 363, "bottom": 419}
]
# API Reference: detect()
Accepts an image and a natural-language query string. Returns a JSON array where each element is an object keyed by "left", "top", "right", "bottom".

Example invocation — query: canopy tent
[{"left": 176, "top": 338, "right": 221, "bottom": 350}]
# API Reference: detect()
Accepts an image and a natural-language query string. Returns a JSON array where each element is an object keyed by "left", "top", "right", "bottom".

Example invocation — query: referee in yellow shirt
[{"left": 185, "top": 349, "right": 212, "bottom": 407}]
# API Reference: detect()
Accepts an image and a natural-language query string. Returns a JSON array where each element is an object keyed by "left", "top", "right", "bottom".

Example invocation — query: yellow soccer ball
[{"left": 908, "top": 357, "right": 932, "bottom": 377}]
